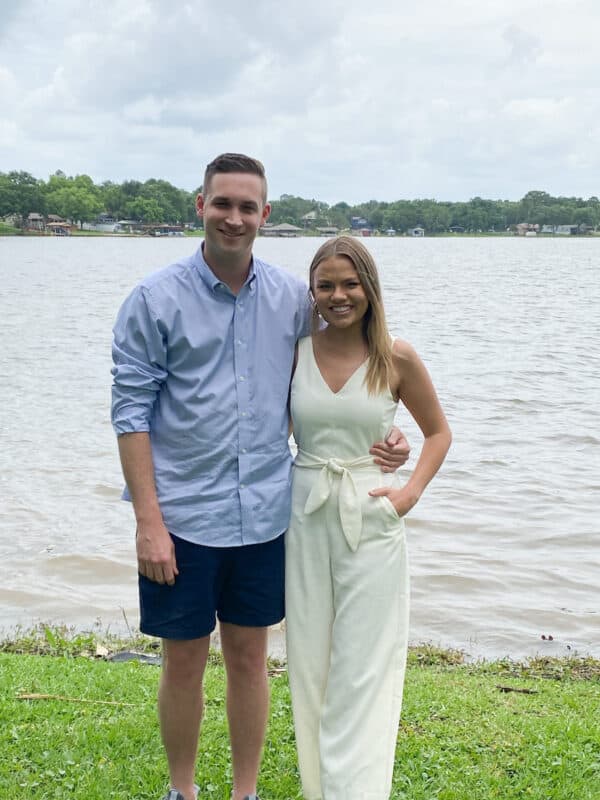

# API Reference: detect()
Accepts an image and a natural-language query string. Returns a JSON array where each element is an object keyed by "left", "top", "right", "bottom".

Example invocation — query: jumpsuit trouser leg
[
  {"left": 286, "top": 475, "right": 410, "bottom": 800},
  {"left": 286, "top": 494, "right": 335, "bottom": 800}
]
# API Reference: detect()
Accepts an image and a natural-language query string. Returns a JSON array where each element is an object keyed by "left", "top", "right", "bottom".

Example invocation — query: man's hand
[
  {"left": 136, "top": 519, "right": 179, "bottom": 585},
  {"left": 369, "top": 426, "right": 410, "bottom": 473}
]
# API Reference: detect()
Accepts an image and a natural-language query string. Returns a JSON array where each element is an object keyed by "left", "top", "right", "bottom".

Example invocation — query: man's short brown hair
[{"left": 203, "top": 153, "right": 268, "bottom": 205}]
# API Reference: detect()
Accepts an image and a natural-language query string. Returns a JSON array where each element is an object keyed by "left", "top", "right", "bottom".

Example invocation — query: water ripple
[{"left": 1, "top": 237, "right": 599, "bottom": 658}]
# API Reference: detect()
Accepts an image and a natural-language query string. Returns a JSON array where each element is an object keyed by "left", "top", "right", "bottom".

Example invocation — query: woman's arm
[{"left": 369, "top": 339, "right": 451, "bottom": 515}]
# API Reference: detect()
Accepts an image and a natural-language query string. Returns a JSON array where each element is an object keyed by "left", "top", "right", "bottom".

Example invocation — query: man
[{"left": 111, "top": 153, "right": 409, "bottom": 800}]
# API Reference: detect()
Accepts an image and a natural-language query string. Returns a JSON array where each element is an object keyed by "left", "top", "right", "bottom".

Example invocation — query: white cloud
[
  {"left": 1, "top": 0, "right": 599, "bottom": 201},
  {"left": 502, "top": 24, "right": 542, "bottom": 66}
]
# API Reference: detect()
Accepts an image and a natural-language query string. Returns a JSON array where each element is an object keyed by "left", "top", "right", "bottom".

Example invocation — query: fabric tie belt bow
[{"left": 295, "top": 449, "right": 376, "bottom": 552}]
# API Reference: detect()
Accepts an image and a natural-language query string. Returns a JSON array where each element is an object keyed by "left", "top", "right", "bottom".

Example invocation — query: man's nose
[{"left": 225, "top": 208, "right": 243, "bottom": 226}]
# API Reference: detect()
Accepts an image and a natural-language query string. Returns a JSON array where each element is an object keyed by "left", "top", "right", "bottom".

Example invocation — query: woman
[{"left": 285, "top": 235, "right": 451, "bottom": 800}]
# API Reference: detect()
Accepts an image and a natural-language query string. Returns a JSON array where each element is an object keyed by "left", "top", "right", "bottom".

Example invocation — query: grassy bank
[
  {"left": 1, "top": 627, "right": 598, "bottom": 800},
  {"left": 0, "top": 222, "right": 20, "bottom": 235}
]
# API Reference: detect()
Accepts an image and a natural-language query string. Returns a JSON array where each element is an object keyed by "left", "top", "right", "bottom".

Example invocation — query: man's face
[{"left": 196, "top": 172, "right": 270, "bottom": 268}]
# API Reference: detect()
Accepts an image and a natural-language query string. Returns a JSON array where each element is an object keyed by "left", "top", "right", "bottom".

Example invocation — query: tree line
[
  {"left": 0, "top": 170, "right": 199, "bottom": 228},
  {"left": 1, "top": 171, "right": 599, "bottom": 233}
]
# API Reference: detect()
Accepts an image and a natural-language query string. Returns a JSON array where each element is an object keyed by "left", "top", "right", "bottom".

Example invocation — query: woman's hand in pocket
[{"left": 368, "top": 485, "right": 419, "bottom": 517}]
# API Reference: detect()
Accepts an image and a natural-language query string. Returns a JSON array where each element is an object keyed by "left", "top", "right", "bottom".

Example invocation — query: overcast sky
[{"left": 1, "top": 0, "right": 599, "bottom": 204}]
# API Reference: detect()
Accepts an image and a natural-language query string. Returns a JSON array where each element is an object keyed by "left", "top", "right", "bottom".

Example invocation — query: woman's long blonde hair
[{"left": 309, "top": 235, "right": 394, "bottom": 395}]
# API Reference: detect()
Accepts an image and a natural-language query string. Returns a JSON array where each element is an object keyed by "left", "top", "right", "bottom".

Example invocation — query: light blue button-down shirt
[{"left": 111, "top": 246, "right": 311, "bottom": 546}]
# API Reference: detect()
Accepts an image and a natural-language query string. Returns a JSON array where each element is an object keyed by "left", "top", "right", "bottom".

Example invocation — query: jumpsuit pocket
[
  {"left": 359, "top": 492, "right": 405, "bottom": 542},
  {"left": 379, "top": 495, "right": 405, "bottom": 524}
]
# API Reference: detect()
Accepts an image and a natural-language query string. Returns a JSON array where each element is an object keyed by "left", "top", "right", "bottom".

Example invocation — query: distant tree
[
  {"left": 5, "top": 172, "right": 600, "bottom": 237},
  {"left": 124, "top": 197, "right": 164, "bottom": 223},
  {"left": 183, "top": 190, "right": 199, "bottom": 224},
  {"left": 573, "top": 207, "right": 595, "bottom": 227},
  {"left": 140, "top": 179, "right": 187, "bottom": 223},
  {"left": 99, "top": 181, "right": 125, "bottom": 218},
  {"left": 0, "top": 173, "right": 13, "bottom": 217},
  {"left": 332, "top": 201, "right": 350, "bottom": 212},
  {"left": 45, "top": 170, "right": 70, "bottom": 194},
  {"left": 518, "top": 190, "right": 554, "bottom": 225},
  {"left": 367, "top": 206, "right": 385, "bottom": 230},
  {"left": 269, "top": 195, "right": 320, "bottom": 225},
  {"left": 383, "top": 200, "right": 419, "bottom": 232},
  {"left": 45, "top": 184, "right": 103, "bottom": 228},
  {"left": 421, "top": 202, "right": 451, "bottom": 233},
  {"left": 328, "top": 202, "right": 352, "bottom": 229},
  {"left": 0, "top": 171, "right": 45, "bottom": 224},
  {"left": 121, "top": 180, "right": 143, "bottom": 199}
]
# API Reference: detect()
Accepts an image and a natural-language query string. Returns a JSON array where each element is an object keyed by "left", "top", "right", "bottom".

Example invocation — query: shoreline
[
  {"left": 2, "top": 228, "right": 600, "bottom": 239},
  {"left": 2, "top": 623, "right": 599, "bottom": 673}
]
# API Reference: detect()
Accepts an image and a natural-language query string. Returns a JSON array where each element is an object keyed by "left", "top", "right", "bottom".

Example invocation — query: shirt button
[
  {"left": 242, "top": 448, "right": 247, "bottom": 454},
  {"left": 239, "top": 376, "right": 245, "bottom": 381},
  {"left": 240, "top": 483, "right": 246, "bottom": 489},
  {"left": 241, "top": 412, "right": 247, "bottom": 417}
]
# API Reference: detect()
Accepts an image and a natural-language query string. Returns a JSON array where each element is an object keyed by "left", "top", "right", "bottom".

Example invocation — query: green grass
[
  {"left": 0, "top": 222, "right": 21, "bottom": 235},
  {"left": 70, "top": 228, "right": 112, "bottom": 236},
  {"left": 1, "top": 628, "right": 598, "bottom": 799}
]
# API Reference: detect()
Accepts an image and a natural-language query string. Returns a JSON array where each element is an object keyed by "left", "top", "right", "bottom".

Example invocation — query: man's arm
[
  {"left": 118, "top": 433, "right": 178, "bottom": 585},
  {"left": 369, "top": 426, "right": 411, "bottom": 473},
  {"left": 111, "top": 286, "right": 175, "bottom": 583}
]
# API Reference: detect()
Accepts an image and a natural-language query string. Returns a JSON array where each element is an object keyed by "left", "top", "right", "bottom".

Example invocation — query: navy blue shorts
[{"left": 138, "top": 533, "right": 285, "bottom": 640}]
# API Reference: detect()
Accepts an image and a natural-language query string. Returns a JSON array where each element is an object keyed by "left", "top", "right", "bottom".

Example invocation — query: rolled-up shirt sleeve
[{"left": 111, "top": 285, "right": 168, "bottom": 435}]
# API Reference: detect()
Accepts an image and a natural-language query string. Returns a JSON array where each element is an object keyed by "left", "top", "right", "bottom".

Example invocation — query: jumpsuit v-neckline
[{"left": 310, "top": 341, "right": 369, "bottom": 396}]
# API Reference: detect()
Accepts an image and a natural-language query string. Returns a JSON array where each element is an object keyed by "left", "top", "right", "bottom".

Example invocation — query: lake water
[{"left": 0, "top": 235, "right": 598, "bottom": 661}]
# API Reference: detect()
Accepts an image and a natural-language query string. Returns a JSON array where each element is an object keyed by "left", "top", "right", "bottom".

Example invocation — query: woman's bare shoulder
[{"left": 391, "top": 337, "right": 419, "bottom": 363}]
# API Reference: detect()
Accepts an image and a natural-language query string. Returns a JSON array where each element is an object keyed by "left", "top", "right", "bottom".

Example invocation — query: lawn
[{"left": 1, "top": 629, "right": 598, "bottom": 799}]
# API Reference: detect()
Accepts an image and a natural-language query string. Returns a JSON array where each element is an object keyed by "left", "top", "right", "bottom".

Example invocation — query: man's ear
[{"left": 260, "top": 203, "right": 271, "bottom": 226}]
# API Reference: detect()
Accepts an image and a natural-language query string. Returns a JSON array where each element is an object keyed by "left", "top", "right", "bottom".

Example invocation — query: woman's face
[{"left": 311, "top": 255, "right": 369, "bottom": 330}]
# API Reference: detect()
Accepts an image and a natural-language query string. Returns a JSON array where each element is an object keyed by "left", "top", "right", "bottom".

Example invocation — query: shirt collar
[{"left": 195, "top": 245, "right": 258, "bottom": 295}]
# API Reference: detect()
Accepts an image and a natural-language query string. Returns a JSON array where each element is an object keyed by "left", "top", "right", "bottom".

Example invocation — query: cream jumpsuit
[{"left": 285, "top": 336, "right": 410, "bottom": 800}]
